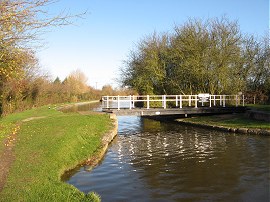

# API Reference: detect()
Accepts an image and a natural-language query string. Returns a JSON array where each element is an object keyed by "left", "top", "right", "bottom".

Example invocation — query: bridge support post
[
  {"left": 209, "top": 95, "right": 212, "bottom": 107},
  {"left": 195, "top": 95, "right": 198, "bottom": 108},
  {"left": 242, "top": 95, "right": 245, "bottom": 106},
  {"left": 117, "top": 95, "right": 120, "bottom": 110},
  {"left": 189, "top": 95, "right": 191, "bottom": 106},
  {"left": 213, "top": 95, "right": 216, "bottom": 106},
  {"left": 223, "top": 95, "right": 226, "bottom": 107},
  {"left": 235, "top": 95, "right": 238, "bottom": 107},
  {"left": 176, "top": 95, "right": 178, "bottom": 107},
  {"left": 163, "top": 95, "right": 166, "bottom": 109},
  {"left": 129, "top": 95, "right": 132, "bottom": 109},
  {"left": 180, "top": 95, "right": 182, "bottom": 108},
  {"left": 106, "top": 96, "right": 109, "bottom": 108},
  {"left": 133, "top": 95, "right": 135, "bottom": 108},
  {"left": 147, "top": 95, "right": 150, "bottom": 109}
]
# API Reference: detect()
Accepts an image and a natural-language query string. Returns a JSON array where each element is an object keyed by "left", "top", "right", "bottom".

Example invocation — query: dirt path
[
  {"left": 0, "top": 125, "right": 19, "bottom": 192},
  {"left": 0, "top": 117, "right": 46, "bottom": 192}
]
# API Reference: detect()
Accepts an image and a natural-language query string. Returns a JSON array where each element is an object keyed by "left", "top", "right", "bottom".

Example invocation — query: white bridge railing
[{"left": 101, "top": 94, "right": 245, "bottom": 110}]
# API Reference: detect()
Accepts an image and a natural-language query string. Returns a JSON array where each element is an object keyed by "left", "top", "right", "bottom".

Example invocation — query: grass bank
[
  {"left": 177, "top": 105, "right": 270, "bottom": 135},
  {"left": 178, "top": 114, "right": 270, "bottom": 130},
  {"left": 0, "top": 104, "right": 113, "bottom": 201},
  {"left": 246, "top": 104, "right": 270, "bottom": 112}
]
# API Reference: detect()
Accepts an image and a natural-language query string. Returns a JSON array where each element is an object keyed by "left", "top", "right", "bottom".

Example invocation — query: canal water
[
  {"left": 60, "top": 102, "right": 102, "bottom": 113},
  {"left": 64, "top": 111, "right": 270, "bottom": 202}
]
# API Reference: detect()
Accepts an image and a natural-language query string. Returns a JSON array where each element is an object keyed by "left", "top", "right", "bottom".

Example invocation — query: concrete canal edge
[
  {"left": 175, "top": 119, "right": 270, "bottom": 136},
  {"left": 57, "top": 100, "right": 100, "bottom": 111},
  {"left": 60, "top": 108, "right": 118, "bottom": 186},
  {"left": 245, "top": 110, "right": 270, "bottom": 122},
  {"left": 84, "top": 113, "right": 118, "bottom": 168}
]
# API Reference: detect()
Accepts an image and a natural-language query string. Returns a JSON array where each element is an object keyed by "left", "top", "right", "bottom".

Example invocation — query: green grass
[
  {"left": 0, "top": 105, "right": 113, "bottom": 201},
  {"left": 184, "top": 114, "right": 270, "bottom": 129},
  {"left": 0, "top": 121, "right": 14, "bottom": 153},
  {"left": 246, "top": 104, "right": 270, "bottom": 112},
  {"left": 0, "top": 105, "right": 62, "bottom": 153}
]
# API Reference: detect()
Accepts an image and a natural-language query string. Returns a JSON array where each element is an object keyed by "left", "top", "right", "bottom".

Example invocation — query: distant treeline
[
  {"left": 1, "top": 67, "right": 131, "bottom": 116},
  {"left": 121, "top": 17, "right": 269, "bottom": 104}
]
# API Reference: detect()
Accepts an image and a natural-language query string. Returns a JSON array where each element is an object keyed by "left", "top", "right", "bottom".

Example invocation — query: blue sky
[{"left": 37, "top": 0, "right": 269, "bottom": 89}]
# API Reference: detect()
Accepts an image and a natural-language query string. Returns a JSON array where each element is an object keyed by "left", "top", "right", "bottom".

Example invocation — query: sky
[{"left": 37, "top": 0, "right": 269, "bottom": 89}]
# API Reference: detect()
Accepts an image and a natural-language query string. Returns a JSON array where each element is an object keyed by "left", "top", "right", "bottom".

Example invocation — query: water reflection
[
  {"left": 60, "top": 102, "right": 101, "bottom": 113},
  {"left": 67, "top": 116, "right": 270, "bottom": 202}
]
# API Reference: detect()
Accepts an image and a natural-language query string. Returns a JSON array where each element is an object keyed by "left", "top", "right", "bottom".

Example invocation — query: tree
[
  {"left": 0, "top": 0, "right": 83, "bottom": 115},
  {"left": 121, "top": 17, "right": 267, "bottom": 102},
  {"left": 53, "top": 77, "right": 61, "bottom": 84},
  {"left": 1, "top": 49, "right": 39, "bottom": 114},
  {"left": 63, "top": 69, "right": 89, "bottom": 102},
  {"left": 243, "top": 35, "right": 270, "bottom": 103},
  {"left": 102, "top": 85, "right": 114, "bottom": 95},
  {"left": 121, "top": 33, "right": 170, "bottom": 94}
]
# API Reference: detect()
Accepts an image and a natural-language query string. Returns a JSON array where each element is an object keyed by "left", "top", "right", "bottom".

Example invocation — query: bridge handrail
[{"left": 101, "top": 94, "right": 245, "bottom": 110}]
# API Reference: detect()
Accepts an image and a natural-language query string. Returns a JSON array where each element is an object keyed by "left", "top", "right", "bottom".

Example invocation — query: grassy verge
[
  {"left": 246, "top": 104, "right": 270, "bottom": 112},
  {"left": 0, "top": 105, "right": 113, "bottom": 201},
  {"left": 180, "top": 113, "right": 270, "bottom": 130}
]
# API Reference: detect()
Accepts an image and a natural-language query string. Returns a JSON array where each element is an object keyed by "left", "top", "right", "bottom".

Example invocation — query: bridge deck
[{"left": 102, "top": 106, "right": 246, "bottom": 116}]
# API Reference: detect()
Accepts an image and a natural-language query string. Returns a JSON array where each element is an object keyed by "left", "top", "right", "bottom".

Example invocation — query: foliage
[
  {"left": 121, "top": 17, "right": 270, "bottom": 104},
  {"left": 243, "top": 36, "right": 270, "bottom": 104},
  {"left": 0, "top": 0, "right": 132, "bottom": 116},
  {"left": 0, "top": 0, "right": 86, "bottom": 115},
  {"left": 0, "top": 104, "right": 112, "bottom": 201}
]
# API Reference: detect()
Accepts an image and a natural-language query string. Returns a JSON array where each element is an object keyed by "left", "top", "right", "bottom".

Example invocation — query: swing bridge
[{"left": 101, "top": 94, "right": 246, "bottom": 116}]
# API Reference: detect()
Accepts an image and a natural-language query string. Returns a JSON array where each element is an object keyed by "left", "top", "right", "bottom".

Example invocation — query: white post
[
  {"left": 132, "top": 95, "right": 135, "bottom": 108},
  {"left": 180, "top": 95, "right": 182, "bottom": 108},
  {"left": 164, "top": 95, "right": 166, "bottom": 109},
  {"left": 106, "top": 96, "right": 109, "bottom": 108},
  {"left": 189, "top": 95, "right": 191, "bottom": 106},
  {"left": 223, "top": 95, "right": 226, "bottom": 107},
  {"left": 129, "top": 95, "right": 132, "bottom": 109},
  {"left": 220, "top": 95, "right": 222, "bottom": 106},
  {"left": 117, "top": 95, "right": 120, "bottom": 110},
  {"left": 195, "top": 95, "right": 198, "bottom": 108},
  {"left": 213, "top": 95, "right": 216, "bottom": 106},
  {"left": 235, "top": 95, "right": 238, "bottom": 107},
  {"left": 176, "top": 95, "right": 178, "bottom": 107},
  {"left": 202, "top": 97, "right": 204, "bottom": 106},
  {"left": 242, "top": 95, "right": 245, "bottom": 106},
  {"left": 147, "top": 95, "right": 150, "bottom": 109},
  {"left": 209, "top": 95, "right": 212, "bottom": 107}
]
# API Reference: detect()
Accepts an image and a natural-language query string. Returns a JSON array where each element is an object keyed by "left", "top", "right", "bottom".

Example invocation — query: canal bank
[
  {"left": 0, "top": 103, "right": 115, "bottom": 201},
  {"left": 58, "top": 102, "right": 118, "bottom": 171},
  {"left": 77, "top": 114, "right": 118, "bottom": 171},
  {"left": 175, "top": 112, "right": 270, "bottom": 136}
]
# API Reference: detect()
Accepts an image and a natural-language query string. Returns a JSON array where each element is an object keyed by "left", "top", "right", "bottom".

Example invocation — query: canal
[{"left": 64, "top": 103, "right": 270, "bottom": 201}]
